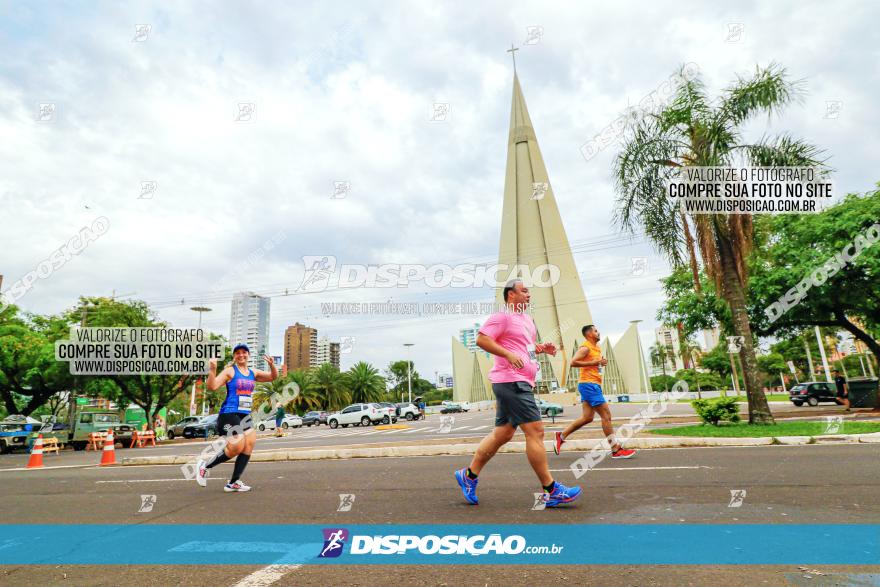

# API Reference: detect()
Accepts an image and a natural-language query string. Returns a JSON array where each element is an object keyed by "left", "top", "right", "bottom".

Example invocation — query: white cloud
[{"left": 2, "top": 1, "right": 877, "bottom": 377}]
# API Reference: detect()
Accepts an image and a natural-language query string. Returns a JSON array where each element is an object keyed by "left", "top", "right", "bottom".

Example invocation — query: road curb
[
  {"left": 119, "top": 432, "right": 875, "bottom": 466},
  {"left": 774, "top": 436, "right": 812, "bottom": 445}
]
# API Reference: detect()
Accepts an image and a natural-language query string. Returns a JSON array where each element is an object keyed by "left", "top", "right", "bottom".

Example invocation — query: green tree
[
  {"left": 748, "top": 189, "right": 880, "bottom": 363},
  {"left": 62, "top": 297, "right": 195, "bottom": 430},
  {"left": 700, "top": 343, "right": 732, "bottom": 380},
  {"left": 312, "top": 363, "right": 350, "bottom": 411},
  {"left": 384, "top": 359, "right": 433, "bottom": 400},
  {"left": 673, "top": 369, "right": 723, "bottom": 391},
  {"left": 650, "top": 374, "right": 677, "bottom": 393},
  {"left": 615, "top": 63, "right": 827, "bottom": 423},
  {"left": 286, "top": 369, "right": 322, "bottom": 413},
  {"left": 0, "top": 305, "right": 74, "bottom": 416},
  {"left": 253, "top": 375, "right": 290, "bottom": 416},
  {"left": 657, "top": 269, "right": 731, "bottom": 335},
  {"left": 347, "top": 361, "right": 385, "bottom": 404}
]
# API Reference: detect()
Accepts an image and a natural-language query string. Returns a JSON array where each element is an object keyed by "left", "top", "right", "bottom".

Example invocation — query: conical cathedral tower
[
  {"left": 496, "top": 73, "right": 593, "bottom": 391},
  {"left": 611, "top": 320, "right": 653, "bottom": 394}
]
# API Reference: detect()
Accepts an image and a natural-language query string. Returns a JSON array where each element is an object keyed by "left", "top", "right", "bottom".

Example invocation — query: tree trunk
[
  {"left": 681, "top": 211, "right": 702, "bottom": 293},
  {"left": 716, "top": 232, "right": 775, "bottom": 424}
]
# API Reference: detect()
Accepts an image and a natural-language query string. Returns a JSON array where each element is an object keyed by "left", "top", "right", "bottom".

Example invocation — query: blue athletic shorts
[{"left": 578, "top": 382, "right": 607, "bottom": 407}]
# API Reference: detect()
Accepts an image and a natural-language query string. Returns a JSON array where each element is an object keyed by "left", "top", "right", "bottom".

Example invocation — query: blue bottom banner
[{"left": 0, "top": 524, "right": 877, "bottom": 565}]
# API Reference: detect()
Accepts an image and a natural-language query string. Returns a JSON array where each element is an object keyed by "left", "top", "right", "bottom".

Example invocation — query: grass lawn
[
  {"left": 649, "top": 421, "right": 880, "bottom": 437},
  {"left": 673, "top": 394, "right": 791, "bottom": 403}
]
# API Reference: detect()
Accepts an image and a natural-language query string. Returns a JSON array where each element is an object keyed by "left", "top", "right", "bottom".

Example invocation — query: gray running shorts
[{"left": 493, "top": 381, "right": 542, "bottom": 429}]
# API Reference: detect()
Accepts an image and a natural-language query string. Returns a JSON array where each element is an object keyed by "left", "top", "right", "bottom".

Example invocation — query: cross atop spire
[{"left": 506, "top": 44, "right": 519, "bottom": 73}]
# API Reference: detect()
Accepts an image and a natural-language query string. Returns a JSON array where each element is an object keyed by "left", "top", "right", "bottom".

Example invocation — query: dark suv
[
  {"left": 302, "top": 411, "right": 328, "bottom": 427},
  {"left": 789, "top": 381, "right": 838, "bottom": 407},
  {"left": 183, "top": 414, "right": 219, "bottom": 438}
]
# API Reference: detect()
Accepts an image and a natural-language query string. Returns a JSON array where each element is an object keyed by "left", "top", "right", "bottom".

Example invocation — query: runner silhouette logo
[{"left": 319, "top": 528, "right": 349, "bottom": 558}]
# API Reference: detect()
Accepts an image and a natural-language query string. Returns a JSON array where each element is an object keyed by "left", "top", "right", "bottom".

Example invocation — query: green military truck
[{"left": 42, "top": 410, "right": 136, "bottom": 451}]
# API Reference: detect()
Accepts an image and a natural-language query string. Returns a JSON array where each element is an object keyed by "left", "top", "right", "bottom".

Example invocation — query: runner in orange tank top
[{"left": 554, "top": 325, "right": 636, "bottom": 459}]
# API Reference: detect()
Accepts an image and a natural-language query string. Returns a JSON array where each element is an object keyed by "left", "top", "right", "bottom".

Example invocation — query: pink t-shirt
[{"left": 478, "top": 310, "right": 539, "bottom": 386}]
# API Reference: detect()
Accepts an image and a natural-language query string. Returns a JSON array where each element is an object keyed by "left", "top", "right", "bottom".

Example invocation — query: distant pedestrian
[
  {"left": 833, "top": 369, "right": 850, "bottom": 412},
  {"left": 275, "top": 401, "right": 285, "bottom": 437}
]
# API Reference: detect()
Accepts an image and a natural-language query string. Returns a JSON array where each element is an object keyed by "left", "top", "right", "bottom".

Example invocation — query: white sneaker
[
  {"left": 195, "top": 459, "right": 208, "bottom": 487},
  {"left": 224, "top": 481, "right": 251, "bottom": 492}
]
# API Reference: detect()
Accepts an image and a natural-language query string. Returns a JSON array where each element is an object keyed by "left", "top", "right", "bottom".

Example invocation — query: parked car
[
  {"left": 0, "top": 415, "right": 44, "bottom": 454},
  {"left": 183, "top": 414, "right": 219, "bottom": 438},
  {"left": 39, "top": 410, "right": 135, "bottom": 450},
  {"left": 167, "top": 416, "right": 205, "bottom": 440},
  {"left": 257, "top": 414, "right": 303, "bottom": 431},
  {"left": 327, "top": 404, "right": 384, "bottom": 428},
  {"left": 302, "top": 411, "right": 328, "bottom": 426},
  {"left": 537, "top": 398, "right": 564, "bottom": 416},
  {"left": 395, "top": 402, "right": 422, "bottom": 421},
  {"left": 440, "top": 402, "right": 468, "bottom": 414},
  {"left": 372, "top": 403, "right": 398, "bottom": 424},
  {"left": 789, "top": 381, "right": 839, "bottom": 407}
]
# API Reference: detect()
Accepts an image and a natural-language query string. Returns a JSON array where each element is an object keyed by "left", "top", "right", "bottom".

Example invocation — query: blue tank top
[{"left": 220, "top": 366, "right": 256, "bottom": 414}]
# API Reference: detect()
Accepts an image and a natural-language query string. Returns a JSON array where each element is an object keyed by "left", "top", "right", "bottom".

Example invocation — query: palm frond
[
  {"left": 738, "top": 134, "right": 830, "bottom": 171},
  {"left": 613, "top": 116, "right": 690, "bottom": 265},
  {"left": 719, "top": 62, "right": 805, "bottom": 125},
  {"left": 657, "top": 66, "right": 710, "bottom": 133}
]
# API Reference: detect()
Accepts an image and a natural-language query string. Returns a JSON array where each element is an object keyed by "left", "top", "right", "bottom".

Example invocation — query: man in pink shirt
[{"left": 454, "top": 280, "right": 582, "bottom": 507}]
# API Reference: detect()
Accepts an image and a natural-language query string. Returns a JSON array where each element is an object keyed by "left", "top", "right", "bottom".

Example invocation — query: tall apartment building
[
  {"left": 702, "top": 327, "right": 720, "bottom": 351},
  {"left": 459, "top": 323, "right": 490, "bottom": 358},
  {"left": 315, "top": 336, "right": 341, "bottom": 369},
  {"left": 654, "top": 326, "right": 685, "bottom": 374},
  {"left": 229, "top": 291, "right": 270, "bottom": 370},
  {"left": 284, "top": 323, "right": 317, "bottom": 371}
]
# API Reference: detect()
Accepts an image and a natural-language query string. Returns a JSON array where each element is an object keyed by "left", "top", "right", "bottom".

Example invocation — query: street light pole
[
  {"left": 191, "top": 306, "right": 212, "bottom": 332},
  {"left": 404, "top": 343, "right": 414, "bottom": 404},
  {"left": 190, "top": 307, "right": 212, "bottom": 416}
]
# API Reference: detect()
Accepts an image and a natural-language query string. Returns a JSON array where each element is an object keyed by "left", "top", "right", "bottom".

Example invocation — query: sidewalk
[{"left": 122, "top": 431, "right": 880, "bottom": 466}]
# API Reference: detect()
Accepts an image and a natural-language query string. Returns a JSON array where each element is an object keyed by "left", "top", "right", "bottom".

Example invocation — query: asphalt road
[
  {"left": 1, "top": 402, "right": 865, "bottom": 471},
  {"left": 1, "top": 444, "right": 878, "bottom": 585}
]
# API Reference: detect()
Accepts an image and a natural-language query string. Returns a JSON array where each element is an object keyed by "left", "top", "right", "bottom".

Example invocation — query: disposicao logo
[
  {"left": 318, "top": 528, "right": 348, "bottom": 558},
  {"left": 349, "top": 534, "right": 528, "bottom": 555}
]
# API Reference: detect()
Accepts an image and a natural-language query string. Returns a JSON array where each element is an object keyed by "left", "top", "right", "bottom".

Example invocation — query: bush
[
  {"left": 673, "top": 369, "right": 724, "bottom": 391},
  {"left": 691, "top": 396, "right": 741, "bottom": 426},
  {"left": 650, "top": 374, "right": 677, "bottom": 392}
]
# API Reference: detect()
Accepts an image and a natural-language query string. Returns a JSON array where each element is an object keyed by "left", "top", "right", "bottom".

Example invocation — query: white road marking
[
  {"left": 231, "top": 564, "right": 302, "bottom": 587},
  {"left": 0, "top": 463, "right": 96, "bottom": 472},
  {"left": 96, "top": 478, "right": 218, "bottom": 483},
  {"left": 548, "top": 466, "right": 712, "bottom": 472}
]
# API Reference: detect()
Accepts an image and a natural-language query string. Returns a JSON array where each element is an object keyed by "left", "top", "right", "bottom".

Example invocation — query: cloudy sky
[{"left": 2, "top": 1, "right": 878, "bottom": 381}]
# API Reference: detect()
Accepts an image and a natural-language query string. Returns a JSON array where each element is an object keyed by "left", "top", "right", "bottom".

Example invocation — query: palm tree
[
  {"left": 615, "top": 63, "right": 827, "bottom": 424},
  {"left": 347, "top": 361, "right": 386, "bottom": 404},
  {"left": 253, "top": 375, "right": 294, "bottom": 418},
  {"left": 312, "top": 363, "right": 351, "bottom": 412},
  {"left": 286, "top": 369, "right": 322, "bottom": 413},
  {"left": 648, "top": 343, "right": 670, "bottom": 391}
]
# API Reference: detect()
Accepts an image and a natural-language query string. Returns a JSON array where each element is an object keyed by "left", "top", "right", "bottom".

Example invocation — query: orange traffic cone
[
  {"left": 99, "top": 430, "right": 117, "bottom": 466},
  {"left": 26, "top": 434, "right": 44, "bottom": 469}
]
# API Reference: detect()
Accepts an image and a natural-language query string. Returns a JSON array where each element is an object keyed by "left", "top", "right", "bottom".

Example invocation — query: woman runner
[{"left": 195, "top": 344, "right": 278, "bottom": 492}]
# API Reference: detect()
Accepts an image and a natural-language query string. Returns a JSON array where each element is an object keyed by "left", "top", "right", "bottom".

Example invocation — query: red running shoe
[
  {"left": 611, "top": 447, "right": 636, "bottom": 459},
  {"left": 553, "top": 431, "right": 565, "bottom": 455}
]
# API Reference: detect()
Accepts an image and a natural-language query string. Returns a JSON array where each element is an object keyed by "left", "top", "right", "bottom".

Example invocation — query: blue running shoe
[
  {"left": 544, "top": 481, "right": 582, "bottom": 507},
  {"left": 454, "top": 468, "right": 479, "bottom": 505}
]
